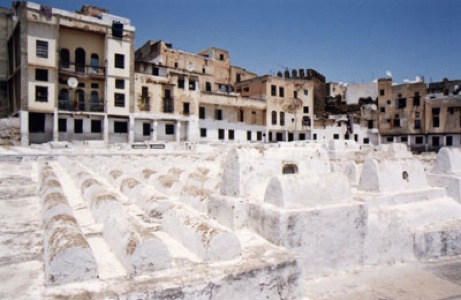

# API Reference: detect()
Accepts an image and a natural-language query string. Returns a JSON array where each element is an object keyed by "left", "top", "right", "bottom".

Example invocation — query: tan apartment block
[
  {"left": 6, "top": 2, "right": 135, "bottom": 145},
  {"left": 377, "top": 78, "right": 426, "bottom": 146}
]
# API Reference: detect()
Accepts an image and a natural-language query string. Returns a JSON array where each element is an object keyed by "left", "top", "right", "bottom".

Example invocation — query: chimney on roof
[
  {"left": 292, "top": 69, "right": 297, "bottom": 78},
  {"left": 277, "top": 71, "right": 283, "bottom": 77},
  {"left": 284, "top": 70, "right": 290, "bottom": 79}
]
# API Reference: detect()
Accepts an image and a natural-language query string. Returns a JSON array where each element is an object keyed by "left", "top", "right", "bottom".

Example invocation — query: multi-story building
[
  {"left": 377, "top": 77, "right": 427, "bottom": 147},
  {"left": 6, "top": 2, "right": 135, "bottom": 145},
  {"left": 235, "top": 73, "right": 314, "bottom": 142}
]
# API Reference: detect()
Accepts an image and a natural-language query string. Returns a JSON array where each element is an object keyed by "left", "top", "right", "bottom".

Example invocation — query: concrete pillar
[
  {"left": 128, "top": 116, "right": 135, "bottom": 144},
  {"left": 407, "top": 134, "right": 411, "bottom": 147},
  {"left": 103, "top": 115, "right": 109, "bottom": 145},
  {"left": 20, "top": 110, "right": 29, "bottom": 146},
  {"left": 53, "top": 108, "right": 59, "bottom": 142},
  {"left": 152, "top": 120, "right": 158, "bottom": 141},
  {"left": 175, "top": 120, "right": 181, "bottom": 142}
]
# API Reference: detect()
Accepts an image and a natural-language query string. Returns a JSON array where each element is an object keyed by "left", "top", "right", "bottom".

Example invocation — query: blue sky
[{"left": 5, "top": 0, "right": 460, "bottom": 83}]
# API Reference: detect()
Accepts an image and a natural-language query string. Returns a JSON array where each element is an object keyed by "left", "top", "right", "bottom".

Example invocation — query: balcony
[
  {"left": 58, "top": 99, "right": 105, "bottom": 113},
  {"left": 163, "top": 97, "right": 174, "bottom": 113},
  {"left": 59, "top": 62, "right": 105, "bottom": 78}
]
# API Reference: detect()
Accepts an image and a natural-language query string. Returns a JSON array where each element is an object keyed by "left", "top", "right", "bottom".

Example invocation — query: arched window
[
  {"left": 60, "top": 48, "right": 70, "bottom": 68},
  {"left": 90, "top": 53, "right": 99, "bottom": 74},
  {"left": 59, "top": 89, "right": 69, "bottom": 110},
  {"left": 75, "top": 89, "right": 85, "bottom": 111},
  {"left": 75, "top": 48, "right": 86, "bottom": 73},
  {"left": 271, "top": 111, "right": 277, "bottom": 125},
  {"left": 280, "top": 112, "right": 285, "bottom": 126}
]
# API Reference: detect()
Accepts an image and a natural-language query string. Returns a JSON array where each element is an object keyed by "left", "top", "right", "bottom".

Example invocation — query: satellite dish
[
  {"left": 67, "top": 77, "right": 78, "bottom": 89},
  {"left": 186, "top": 64, "right": 194, "bottom": 72},
  {"left": 385, "top": 71, "right": 393, "bottom": 78}
]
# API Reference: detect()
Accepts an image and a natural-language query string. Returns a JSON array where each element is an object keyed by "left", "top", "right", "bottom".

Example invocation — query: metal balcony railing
[
  {"left": 163, "top": 97, "right": 174, "bottom": 113},
  {"left": 59, "top": 62, "right": 105, "bottom": 77},
  {"left": 138, "top": 96, "right": 150, "bottom": 112},
  {"left": 58, "top": 99, "right": 105, "bottom": 112}
]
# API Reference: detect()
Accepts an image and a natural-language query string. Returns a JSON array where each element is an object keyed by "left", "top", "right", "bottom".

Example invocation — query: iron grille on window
[{"left": 163, "top": 97, "right": 174, "bottom": 113}]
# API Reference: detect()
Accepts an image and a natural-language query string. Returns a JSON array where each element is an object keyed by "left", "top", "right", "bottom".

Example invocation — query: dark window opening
[
  {"left": 114, "top": 93, "right": 125, "bottom": 107},
  {"left": 415, "top": 136, "right": 424, "bottom": 144},
  {"left": 380, "top": 107, "right": 385, "bottom": 113},
  {"left": 447, "top": 136, "right": 453, "bottom": 146},
  {"left": 152, "top": 67, "right": 159, "bottom": 76},
  {"left": 386, "top": 136, "right": 394, "bottom": 142},
  {"left": 354, "top": 134, "right": 358, "bottom": 142},
  {"left": 333, "top": 134, "right": 339, "bottom": 140},
  {"left": 35, "top": 69, "right": 48, "bottom": 81},
  {"left": 414, "top": 120, "right": 421, "bottom": 129},
  {"left": 199, "top": 106, "right": 205, "bottom": 119},
  {"left": 205, "top": 81, "right": 211, "bottom": 92},
  {"left": 368, "top": 120, "right": 374, "bottom": 129},
  {"left": 114, "top": 121, "right": 128, "bottom": 133},
  {"left": 115, "top": 79, "right": 125, "bottom": 89},
  {"left": 402, "top": 171, "right": 409, "bottom": 181},
  {"left": 401, "top": 136, "right": 408, "bottom": 142},
  {"left": 239, "top": 109, "right": 244, "bottom": 122},
  {"left": 279, "top": 87, "right": 285, "bottom": 97},
  {"left": 219, "top": 53, "right": 224, "bottom": 61},
  {"left": 91, "top": 120, "right": 102, "bottom": 133},
  {"left": 433, "top": 117, "right": 440, "bottom": 128},
  {"left": 236, "top": 74, "right": 241, "bottom": 83},
  {"left": 257, "top": 131, "right": 262, "bottom": 141},
  {"left": 294, "top": 91, "right": 298, "bottom": 98},
  {"left": 288, "top": 133, "right": 294, "bottom": 141},
  {"left": 189, "top": 79, "right": 196, "bottom": 90},
  {"left": 218, "top": 129, "right": 225, "bottom": 140},
  {"left": 183, "top": 102, "right": 190, "bottom": 114},
  {"left": 91, "top": 83, "right": 99, "bottom": 89},
  {"left": 74, "top": 119, "right": 83, "bottom": 134},
  {"left": 143, "top": 123, "right": 150, "bottom": 136},
  {"left": 448, "top": 107, "right": 455, "bottom": 114},
  {"left": 303, "top": 106, "right": 309, "bottom": 114},
  {"left": 432, "top": 136, "right": 440, "bottom": 146},
  {"left": 299, "top": 133, "right": 306, "bottom": 140},
  {"left": 282, "top": 164, "right": 298, "bottom": 174},
  {"left": 271, "top": 85, "right": 276, "bottom": 96},
  {"left": 112, "top": 21, "right": 123, "bottom": 38},
  {"left": 60, "top": 48, "right": 69, "bottom": 68},
  {"left": 276, "top": 132, "right": 283, "bottom": 141},
  {"left": 313, "top": 133, "right": 317, "bottom": 140},
  {"left": 35, "top": 86, "right": 48, "bottom": 102},
  {"left": 215, "top": 109, "right": 223, "bottom": 120},
  {"left": 36, "top": 40, "right": 48, "bottom": 58},
  {"left": 178, "top": 78, "right": 185, "bottom": 89},
  {"left": 380, "top": 89, "right": 385, "bottom": 96},
  {"left": 271, "top": 111, "right": 277, "bottom": 125},
  {"left": 414, "top": 92, "right": 420, "bottom": 106},
  {"left": 200, "top": 128, "right": 207, "bottom": 137},
  {"left": 114, "top": 54, "right": 125, "bottom": 69},
  {"left": 280, "top": 112, "right": 285, "bottom": 126},
  {"left": 75, "top": 48, "right": 85, "bottom": 73},
  {"left": 393, "top": 118, "right": 401, "bottom": 127},
  {"left": 58, "top": 118, "right": 67, "bottom": 132},
  {"left": 29, "top": 113, "right": 45, "bottom": 133},
  {"left": 228, "top": 130, "right": 234, "bottom": 140},
  {"left": 397, "top": 98, "right": 407, "bottom": 108},
  {"left": 247, "top": 131, "right": 252, "bottom": 141},
  {"left": 165, "top": 124, "right": 175, "bottom": 135},
  {"left": 363, "top": 138, "right": 370, "bottom": 144}
]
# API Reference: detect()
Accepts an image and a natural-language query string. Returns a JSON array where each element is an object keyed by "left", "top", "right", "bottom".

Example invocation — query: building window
[
  {"left": 380, "top": 89, "right": 385, "bottom": 96},
  {"left": 247, "top": 131, "right": 252, "bottom": 141},
  {"left": 90, "top": 54, "right": 99, "bottom": 73},
  {"left": 199, "top": 106, "right": 205, "bottom": 119},
  {"left": 29, "top": 113, "right": 45, "bottom": 133},
  {"left": 163, "top": 97, "right": 174, "bottom": 113},
  {"left": 114, "top": 54, "right": 125, "bottom": 69},
  {"left": 363, "top": 138, "right": 370, "bottom": 144},
  {"left": 282, "top": 164, "right": 298, "bottom": 174},
  {"left": 433, "top": 136, "right": 440, "bottom": 146},
  {"left": 380, "top": 107, "right": 385, "bottom": 113},
  {"left": 219, "top": 53, "right": 224, "bottom": 61},
  {"left": 215, "top": 109, "right": 223, "bottom": 120},
  {"left": 447, "top": 136, "right": 453, "bottom": 146},
  {"left": 228, "top": 130, "right": 235, "bottom": 140},
  {"left": 218, "top": 129, "right": 225, "bottom": 140},
  {"left": 114, "top": 93, "right": 125, "bottom": 107},
  {"left": 257, "top": 131, "right": 262, "bottom": 141},
  {"left": 236, "top": 74, "right": 241, "bottom": 82},
  {"left": 279, "top": 87, "right": 285, "bottom": 97},
  {"left": 393, "top": 118, "right": 401, "bottom": 127},
  {"left": 303, "top": 106, "right": 309, "bottom": 114},
  {"left": 112, "top": 21, "right": 123, "bottom": 38},
  {"left": 401, "top": 136, "right": 408, "bottom": 142},
  {"left": 74, "top": 119, "right": 83, "bottom": 134},
  {"left": 333, "top": 134, "right": 339, "bottom": 140},
  {"left": 115, "top": 79, "right": 125, "bottom": 89},
  {"left": 414, "top": 92, "right": 420, "bottom": 106},
  {"left": 58, "top": 118, "right": 67, "bottom": 132},
  {"left": 91, "top": 83, "right": 99, "bottom": 89},
  {"left": 60, "top": 48, "right": 70, "bottom": 68},
  {"left": 448, "top": 107, "right": 455, "bottom": 114},
  {"left": 91, "top": 120, "right": 102, "bottom": 133},
  {"left": 416, "top": 136, "right": 424, "bottom": 144},
  {"left": 165, "top": 124, "right": 175, "bottom": 135},
  {"left": 75, "top": 48, "right": 86, "bottom": 73},
  {"left": 280, "top": 112, "right": 285, "bottom": 126},
  {"left": 152, "top": 67, "right": 159, "bottom": 76},
  {"left": 35, "top": 86, "right": 48, "bottom": 102},
  {"left": 368, "top": 120, "right": 374, "bottom": 129},
  {"left": 243, "top": 87, "right": 249, "bottom": 93},
  {"left": 313, "top": 133, "right": 317, "bottom": 140},
  {"left": 114, "top": 121, "right": 128, "bottom": 133},
  {"left": 142, "top": 123, "right": 151, "bottom": 136},
  {"left": 189, "top": 79, "right": 196, "bottom": 90},
  {"left": 294, "top": 91, "right": 298, "bottom": 98},
  {"left": 183, "top": 102, "right": 190, "bottom": 114},
  {"left": 36, "top": 40, "right": 48, "bottom": 58},
  {"left": 414, "top": 120, "right": 421, "bottom": 129},
  {"left": 205, "top": 81, "right": 211, "bottom": 92},
  {"left": 35, "top": 69, "right": 48, "bottom": 81},
  {"left": 271, "top": 85, "right": 276, "bottom": 96},
  {"left": 271, "top": 111, "right": 277, "bottom": 125},
  {"left": 239, "top": 109, "right": 244, "bottom": 122},
  {"left": 397, "top": 98, "right": 407, "bottom": 109},
  {"left": 178, "top": 78, "right": 185, "bottom": 89},
  {"left": 433, "top": 117, "right": 440, "bottom": 128},
  {"left": 386, "top": 136, "right": 394, "bottom": 142},
  {"left": 304, "top": 89, "right": 309, "bottom": 96},
  {"left": 200, "top": 128, "right": 207, "bottom": 137},
  {"left": 299, "top": 133, "right": 306, "bottom": 140}
]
